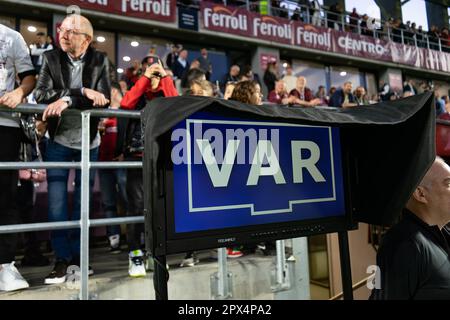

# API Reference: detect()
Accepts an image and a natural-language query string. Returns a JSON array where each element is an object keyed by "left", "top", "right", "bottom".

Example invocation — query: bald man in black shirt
[{"left": 370, "top": 157, "right": 450, "bottom": 300}]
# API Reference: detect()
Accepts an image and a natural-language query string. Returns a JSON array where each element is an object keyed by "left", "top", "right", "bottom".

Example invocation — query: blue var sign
[{"left": 171, "top": 112, "right": 346, "bottom": 233}]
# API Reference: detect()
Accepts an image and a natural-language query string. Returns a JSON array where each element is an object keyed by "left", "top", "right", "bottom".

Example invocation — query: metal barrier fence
[
  {"left": 0, "top": 103, "right": 311, "bottom": 301},
  {"left": 0, "top": 104, "right": 142, "bottom": 300}
]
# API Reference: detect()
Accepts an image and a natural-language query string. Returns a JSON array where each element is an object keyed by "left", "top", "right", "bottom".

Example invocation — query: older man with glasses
[{"left": 34, "top": 14, "right": 111, "bottom": 285}]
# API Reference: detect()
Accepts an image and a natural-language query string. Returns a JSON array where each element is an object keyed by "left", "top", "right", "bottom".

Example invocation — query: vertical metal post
[
  {"left": 438, "top": 38, "right": 442, "bottom": 52},
  {"left": 154, "top": 255, "right": 168, "bottom": 300},
  {"left": 292, "top": 237, "right": 310, "bottom": 299},
  {"left": 217, "top": 248, "right": 230, "bottom": 297},
  {"left": 80, "top": 112, "right": 91, "bottom": 301},
  {"left": 211, "top": 247, "right": 232, "bottom": 299},
  {"left": 387, "top": 27, "right": 390, "bottom": 41},
  {"left": 340, "top": 14, "right": 345, "bottom": 31},
  {"left": 306, "top": 6, "right": 310, "bottom": 24},
  {"left": 414, "top": 34, "right": 417, "bottom": 47},
  {"left": 426, "top": 35, "right": 430, "bottom": 49},
  {"left": 338, "top": 231, "right": 353, "bottom": 300},
  {"left": 246, "top": 0, "right": 249, "bottom": 11},
  {"left": 401, "top": 30, "right": 404, "bottom": 45},
  {"left": 275, "top": 240, "right": 286, "bottom": 285},
  {"left": 275, "top": 237, "right": 310, "bottom": 300},
  {"left": 272, "top": 240, "right": 290, "bottom": 292}
]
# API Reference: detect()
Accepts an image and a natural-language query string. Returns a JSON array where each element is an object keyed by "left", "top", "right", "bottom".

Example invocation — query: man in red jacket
[
  {"left": 120, "top": 56, "right": 178, "bottom": 277},
  {"left": 288, "top": 76, "right": 321, "bottom": 108}
]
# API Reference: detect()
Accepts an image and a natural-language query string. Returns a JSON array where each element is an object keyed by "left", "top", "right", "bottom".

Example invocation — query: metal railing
[
  {"left": 176, "top": 0, "right": 450, "bottom": 53},
  {"left": 0, "top": 104, "right": 143, "bottom": 300},
  {"left": 329, "top": 275, "right": 373, "bottom": 300},
  {"left": 1, "top": 103, "right": 313, "bottom": 301}
]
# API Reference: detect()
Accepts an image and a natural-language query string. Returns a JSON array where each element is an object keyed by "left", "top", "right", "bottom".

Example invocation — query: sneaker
[
  {"left": 129, "top": 250, "right": 146, "bottom": 278},
  {"left": 0, "top": 262, "right": 29, "bottom": 292},
  {"left": 257, "top": 243, "right": 266, "bottom": 251},
  {"left": 109, "top": 234, "right": 121, "bottom": 254},
  {"left": 180, "top": 256, "right": 199, "bottom": 268},
  {"left": 67, "top": 258, "right": 94, "bottom": 276},
  {"left": 44, "top": 260, "right": 68, "bottom": 285},
  {"left": 227, "top": 247, "right": 243, "bottom": 258}
]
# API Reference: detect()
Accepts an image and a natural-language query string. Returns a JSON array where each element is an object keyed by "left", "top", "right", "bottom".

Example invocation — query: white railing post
[{"left": 79, "top": 111, "right": 91, "bottom": 300}]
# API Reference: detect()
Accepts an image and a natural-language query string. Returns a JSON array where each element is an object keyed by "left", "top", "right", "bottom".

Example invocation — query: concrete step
[{"left": 0, "top": 247, "right": 279, "bottom": 300}]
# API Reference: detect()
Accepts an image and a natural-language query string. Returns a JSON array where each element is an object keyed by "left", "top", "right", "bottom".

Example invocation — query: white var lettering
[{"left": 197, "top": 139, "right": 326, "bottom": 187}]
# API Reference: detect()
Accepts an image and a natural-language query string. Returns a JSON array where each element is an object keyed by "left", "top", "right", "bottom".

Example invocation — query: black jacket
[
  {"left": 172, "top": 59, "right": 190, "bottom": 80},
  {"left": 34, "top": 47, "right": 111, "bottom": 143},
  {"left": 370, "top": 210, "right": 450, "bottom": 300}
]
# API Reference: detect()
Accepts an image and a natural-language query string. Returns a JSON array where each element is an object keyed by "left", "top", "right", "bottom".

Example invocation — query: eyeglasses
[{"left": 57, "top": 27, "right": 89, "bottom": 37}]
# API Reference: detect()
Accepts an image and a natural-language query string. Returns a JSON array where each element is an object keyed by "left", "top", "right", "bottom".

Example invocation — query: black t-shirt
[{"left": 370, "top": 210, "right": 450, "bottom": 300}]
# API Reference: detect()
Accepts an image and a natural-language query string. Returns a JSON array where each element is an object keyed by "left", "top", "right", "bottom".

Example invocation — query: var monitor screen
[{"left": 163, "top": 111, "right": 350, "bottom": 252}]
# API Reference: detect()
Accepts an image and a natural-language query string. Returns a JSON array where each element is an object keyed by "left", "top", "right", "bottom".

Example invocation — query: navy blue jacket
[{"left": 329, "top": 88, "right": 356, "bottom": 108}]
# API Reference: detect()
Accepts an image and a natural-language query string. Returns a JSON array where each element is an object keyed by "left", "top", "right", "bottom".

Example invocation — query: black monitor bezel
[{"left": 152, "top": 111, "right": 356, "bottom": 256}]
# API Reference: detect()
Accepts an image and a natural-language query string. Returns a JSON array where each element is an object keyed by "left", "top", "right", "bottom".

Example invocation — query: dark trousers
[
  {"left": 17, "top": 180, "right": 35, "bottom": 251},
  {"left": 126, "top": 168, "right": 144, "bottom": 252},
  {"left": 99, "top": 168, "right": 128, "bottom": 237},
  {"left": 45, "top": 141, "right": 98, "bottom": 262},
  {"left": 0, "top": 126, "right": 21, "bottom": 264}
]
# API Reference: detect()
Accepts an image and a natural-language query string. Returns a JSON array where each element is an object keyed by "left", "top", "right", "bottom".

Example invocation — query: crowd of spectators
[{"left": 178, "top": 0, "right": 450, "bottom": 52}]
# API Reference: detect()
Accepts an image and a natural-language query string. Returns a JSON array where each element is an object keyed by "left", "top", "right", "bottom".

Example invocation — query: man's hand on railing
[
  {"left": 0, "top": 88, "right": 26, "bottom": 109},
  {"left": 42, "top": 98, "right": 70, "bottom": 121},
  {"left": 83, "top": 88, "right": 110, "bottom": 107},
  {"left": 36, "top": 120, "right": 47, "bottom": 139}
]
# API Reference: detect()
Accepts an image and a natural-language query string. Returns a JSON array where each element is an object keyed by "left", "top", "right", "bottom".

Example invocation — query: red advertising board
[
  {"left": 293, "top": 23, "right": 333, "bottom": 52},
  {"left": 201, "top": 3, "right": 251, "bottom": 38},
  {"left": 200, "top": 2, "right": 450, "bottom": 73},
  {"left": 331, "top": 30, "right": 392, "bottom": 62},
  {"left": 36, "top": 0, "right": 450, "bottom": 73},
  {"left": 37, "top": 0, "right": 176, "bottom": 23},
  {"left": 249, "top": 13, "right": 293, "bottom": 45},
  {"left": 260, "top": 53, "right": 277, "bottom": 70}
]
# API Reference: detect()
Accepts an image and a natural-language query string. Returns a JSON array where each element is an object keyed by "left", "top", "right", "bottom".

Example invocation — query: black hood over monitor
[{"left": 142, "top": 92, "right": 435, "bottom": 230}]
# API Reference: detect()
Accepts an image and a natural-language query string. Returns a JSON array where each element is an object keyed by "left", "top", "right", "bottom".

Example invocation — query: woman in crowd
[{"left": 229, "top": 80, "right": 263, "bottom": 106}]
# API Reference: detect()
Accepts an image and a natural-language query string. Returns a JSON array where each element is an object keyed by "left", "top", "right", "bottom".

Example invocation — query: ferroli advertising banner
[
  {"left": 37, "top": 0, "right": 176, "bottom": 23},
  {"left": 200, "top": 2, "right": 450, "bottom": 73},
  {"left": 201, "top": 3, "right": 251, "bottom": 38},
  {"left": 250, "top": 13, "right": 293, "bottom": 45}
]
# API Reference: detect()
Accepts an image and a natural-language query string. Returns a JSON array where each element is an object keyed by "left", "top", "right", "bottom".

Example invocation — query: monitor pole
[
  {"left": 153, "top": 255, "right": 169, "bottom": 300},
  {"left": 338, "top": 231, "right": 353, "bottom": 300}
]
